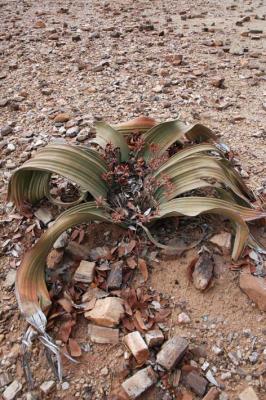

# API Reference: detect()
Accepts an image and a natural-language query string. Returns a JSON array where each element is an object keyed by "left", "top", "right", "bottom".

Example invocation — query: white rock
[
  {"left": 34, "top": 207, "right": 53, "bottom": 225},
  {"left": 3, "top": 380, "right": 22, "bottom": 400},
  {"left": 212, "top": 345, "right": 223, "bottom": 355},
  {"left": 201, "top": 361, "right": 209, "bottom": 371},
  {"left": 40, "top": 380, "right": 55, "bottom": 395},
  {"left": 74, "top": 260, "right": 96, "bottom": 283},
  {"left": 206, "top": 369, "right": 218, "bottom": 386},
  {"left": 122, "top": 366, "right": 157, "bottom": 399},
  {"left": 209, "top": 231, "right": 231, "bottom": 252},
  {"left": 7, "top": 143, "right": 16, "bottom": 152},
  {"left": 177, "top": 312, "right": 191, "bottom": 324},
  {"left": 61, "top": 381, "right": 70, "bottom": 390},
  {"left": 221, "top": 372, "right": 231, "bottom": 380},
  {"left": 124, "top": 331, "right": 149, "bottom": 364},
  {"left": 85, "top": 297, "right": 124, "bottom": 327},
  {"left": 145, "top": 329, "right": 164, "bottom": 347},
  {"left": 53, "top": 231, "right": 68, "bottom": 249}
]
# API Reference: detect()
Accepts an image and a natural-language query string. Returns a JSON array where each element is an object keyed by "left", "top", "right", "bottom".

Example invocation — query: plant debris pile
[{"left": 102, "top": 134, "right": 172, "bottom": 225}]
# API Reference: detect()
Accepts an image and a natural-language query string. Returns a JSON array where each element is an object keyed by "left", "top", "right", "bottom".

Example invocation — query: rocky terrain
[{"left": 0, "top": 0, "right": 265, "bottom": 399}]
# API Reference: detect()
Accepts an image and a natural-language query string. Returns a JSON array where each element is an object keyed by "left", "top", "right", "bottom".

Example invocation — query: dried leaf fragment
[{"left": 138, "top": 258, "right": 149, "bottom": 281}]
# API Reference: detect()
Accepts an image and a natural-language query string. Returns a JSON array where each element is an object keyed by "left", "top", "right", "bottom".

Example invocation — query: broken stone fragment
[
  {"left": 192, "top": 253, "right": 214, "bottom": 291},
  {"left": 107, "top": 261, "right": 123, "bottom": 290},
  {"left": 156, "top": 335, "right": 188, "bottom": 370},
  {"left": 47, "top": 248, "right": 64, "bottom": 269},
  {"left": 185, "top": 371, "right": 208, "bottom": 396},
  {"left": 238, "top": 387, "right": 259, "bottom": 400},
  {"left": 210, "top": 76, "right": 225, "bottom": 88},
  {"left": 124, "top": 331, "right": 149, "bottom": 364},
  {"left": 145, "top": 329, "right": 164, "bottom": 347},
  {"left": 73, "top": 260, "right": 96, "bottom": 283},
  {"left": 239, "top": 271, "right": 266, "bottom": 311},
  {"left": 53, "top": 231, "right": 68, "bottom": 249},
  {"left": 209, "top": 231, "right": 231, "bottom": 253},
  {"left": 89, "top": 324, "right": 119, "bottom": 344},
  {"left": 177, "top": 312, "right": 191, "bottom": 324},
  {"left": 121, "top": 366, "right": 157, "bottom": 399},
  {"left": 40, "top": 380, "right": 56, "bottom": 395},
  {"left": 3, "top": 380, "right": 22, "bottom": 400},
  {"left": 34, "top": 207, "right": 53, "bottom": 225},
  {"left": 85, "top": 297, "right": 124, "bottom": 327},
  {"left": 34, "top": 20, "right": 46, "bottom": 28},
  {"left": 172, "top": 369, "right": 181, "bottom": 387}
]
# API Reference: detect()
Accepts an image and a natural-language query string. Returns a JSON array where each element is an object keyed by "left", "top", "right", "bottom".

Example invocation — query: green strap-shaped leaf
[
  {"left": 8, "top": 145, "right": 108, "bottom": 209},
  {"left": 16, "top": 202, "right": 112, "bottom": 331},
  {"left": 154, "top": 155, "right": 252, "bottom": 205},
  {"left": 154, "top": 144, "right": 221, "bottom": 175},
  {"left": 92, "top": 122, "right": 129, "bottom": 161},
  {"left": 154, "top": 197, "right": 256, "bottom": 260},
  {"left": 142, "top": 120, "right": 217, "bottom": 160}
]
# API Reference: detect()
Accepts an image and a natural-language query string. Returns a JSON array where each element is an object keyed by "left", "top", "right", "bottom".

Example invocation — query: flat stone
[
  {"left": 76, "top": 131, "right": 89, "bottom": 142},
  {"left": 156, "top": 335, "right": 188, "bottom": 370},
  {"left": 89, "top": 324, "right": 119, "bottom": 344},
  {"left": 192, "top": 252, "right": 214, "bottom": 291},
  {"left": 121, "top": 366, "right": 157, "bottom": 399},
  {"left": 177, "top": 312, "right": 191, "bottom": 324},
  {"left": 1, "top": 126, "right": 13, "bottom": 136},
  {"left": 0, "top": 99, "right": 8, "bottom": 107},
  {"left": 85, "top": 297, "right": 124, "bottom": 327},
  {"left": 61, "top": 382, "right": 70, "bottom": 390},
  {"left": 240, "top": 272, "right": 266, "bottom": 311},
  {"left": 172, "top": 369, "right": 181, "bottom": 387},
  {"left": 41, "top": 88, "right": 53, "bottom": 95},
  {"left": 229, "top": 43, "right": 244, "bottom": 55},
  {"left": 145, "top": 329, "right": 164, "bottom": 347},
  {"left": 238, "top": 387, "right": 259, "bottom": 400},
  {"left": 185, "top": 371, "right": 208, "bottom": 396},
  {"left": 34, "top": 207, "right": 53, "bottom": 225},
  {"left": 209, "top": 232, "right": 231, "bottom": 253},
  {"left": 210, "top": 77, "right": 225, "bottom": 88},
  {"left": 107, "top": 261, "right": 123, "bottom": 290},
  {"left": 40, "top": 380, "right": 56, "bottom": 395},
  {"left": 54, "top": 113, "right": 71, "bottom": 123},
  {"left": 66, "top": 126, "right": 79, "bottom": 137},
  {"left": 124, "top": 331, "right": 149, "bottom": 364},
  {"left": 74, "top": 260, "right": 96, "bottom": 283},
  {"left": 3, "top": 380, "right": 22, "bottom": 400},
  {"left": 53, "top": 231, "right": 68, "bottom": 249}
]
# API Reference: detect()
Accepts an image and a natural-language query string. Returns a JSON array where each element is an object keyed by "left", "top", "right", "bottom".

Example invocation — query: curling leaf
[
  {"left": 93, "top": 122, "right": 129, "bottom": 161},
  {"left": 16, "top": 202, "right": 111, "bottom": 331},
  {"left": 154, "top": 197, "right": 266, "bottom": 260},
  {"left": 8, "top": 144, "right": 108, "bottom": 209},
  {"left": 143, "top": 119, "right": 217, "bottom": 160}
]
